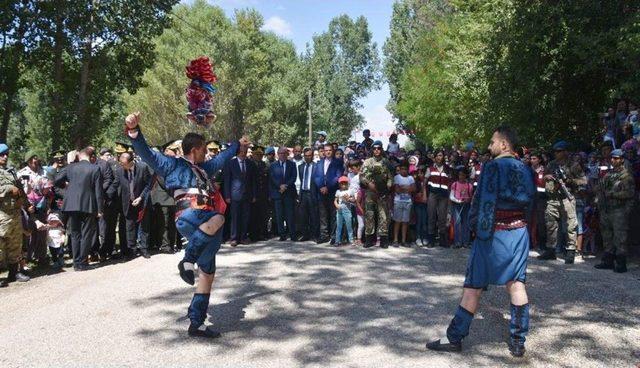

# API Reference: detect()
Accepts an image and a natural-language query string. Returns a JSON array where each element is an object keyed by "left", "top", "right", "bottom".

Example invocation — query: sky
[{"left": 203, "top": 0, "right": 406, "bottom": 146}]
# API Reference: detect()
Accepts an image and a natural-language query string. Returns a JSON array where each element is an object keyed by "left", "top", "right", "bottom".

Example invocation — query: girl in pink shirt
[{"left": 449, "top": 167, "right": 474, "bottom": 248}]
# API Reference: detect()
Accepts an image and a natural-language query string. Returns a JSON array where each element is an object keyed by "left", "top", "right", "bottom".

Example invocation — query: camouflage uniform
[
  {"left": 597, "top": 166, "right": 635, "bottom": 257},
  {"left": 360, "top": 156, "right": 393, "bottom": 240},
  {"left": 542, "top": 158, "right": 587, "bottom": 255},
  {"left": 0, "top": 165, "right": 25, "bottom": 268}
]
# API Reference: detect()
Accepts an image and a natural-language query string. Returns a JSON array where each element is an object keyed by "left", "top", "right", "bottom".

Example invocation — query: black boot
[
  {"left": 508, "top": 303, "right": 529, "bottom": 357},
  {"left": 7, "top": 263, "right": 30, "bottom": 283},
  {"left": 537, "top": 248, "right": 556, "bottom": 261},
  {"left": 379, "top": 236, "right": 389, "bottom": 249},
  {"left": 564, "top": 250, "right": 575, "bottom": 264},
  {"left": 426, "top": 306, "right": 473, "bottom": 353},
  {"left": 178, "top": 260, "right": 196, "bottom": 285},
  {"left": 594, "top": 252, "right": 615, "bottom": 269},
  {"left": 363, "top": 235, "right": 374, "bottom": 248},
  {"left": 614, "top": 255, "right": 627, "bottom": 273},
  {"left": 0, "top": 278, "right": 8, "bottom": 288}
]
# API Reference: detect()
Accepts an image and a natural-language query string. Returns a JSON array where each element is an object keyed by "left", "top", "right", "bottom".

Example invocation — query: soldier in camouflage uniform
[
  {"left": 360, "top": 140, "right": 393, "bottom": 248},
  {"left": 594, "top": 149, "right": 635, "bottom": 273},
  {"left": 0, "top": 144, "right": 30, "bottom": 287},
  {"left": 537, "top": 141, "right": 587, "bottom": 264}
]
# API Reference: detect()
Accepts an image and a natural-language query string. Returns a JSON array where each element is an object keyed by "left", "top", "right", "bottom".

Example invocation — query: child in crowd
[
  {"left": 334, "top": 176, "right": 354, "bottom": 246},
  {"left": 348, "top": 160, "right": 364, "bottom": 245},
  {"left": 449, "top": 166, "right": 473, "bottom": 248},
  {"left": 392, "top": 161, "right": 415, "bottom": 247},
  {"left": 413, "top": 166, "right": 428, "bottom": 246},
  {"left": 387, "top": 134, "right": 400, "bottom": 157},
  {"left": 46, "top": 212, "right": 66, "bottom": 268}
]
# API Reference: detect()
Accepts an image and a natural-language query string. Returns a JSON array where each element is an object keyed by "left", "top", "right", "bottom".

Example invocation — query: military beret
[
  {"left": 552, "top": 141, "right": 569, "bottom": 151},
  {"left": 0, "top": 143, "right": 8, "bottom": 155},
  {"left": 265, "top": 146, "right": 275, "bottom": 155},
  {"left": 24, "top": 150, "right": 38, "bottom": 162},
  {"left": 315, "top": 131, "right": 328, "bottom": 137},
  {"left": 611, "top": 149, "right": 624, "bottom": 158},
  {"left": 372, "top": 140, "right": 383, "bottom": 148}
]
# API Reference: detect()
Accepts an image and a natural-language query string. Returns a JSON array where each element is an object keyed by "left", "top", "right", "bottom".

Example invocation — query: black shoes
[
  {"left": 426, "top": 339, "right": 462, "bottom": 352},
  {"left": 141, "top": 250, "right": 151, "bottom": 259},
  {"left": 537, "top": 249, "right": 557, "bottom": 260},
  {"left": 564, "top": 250, "right": 575, "bottom": 264},
  {"left": 379, "top": 236, "right": 389, "bottom": 249},
  {"left": 595, "top": 252, "right": 615, "bottom": 270},
  {"left": 614, "top": 255, "right": 627, "bottom": 273},
  {"left": 73, "top": 264, "right": 95, "bottom": 272},
  {"left": 508, "top": 341, "right": 526, "bottom": 357},
  {"left": 178, "top": 260, "right": 195, "bottom": 285},
  {"left": 279, "top": 236, "right": 287, "bottom": 241},
  {"left": 188, "top": 324, "right": 221, "bottom": 339}
]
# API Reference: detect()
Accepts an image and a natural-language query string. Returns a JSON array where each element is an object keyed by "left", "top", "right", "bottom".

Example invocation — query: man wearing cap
[
  {"left": 313, "top": 143, "right": 344, "bottom": 244},
  {"left": 360, "top": 140, "right": 393, "bottom": 248},
  {"left": 314, "top": 131, "right": 328, "bottom": 152},
  {"left": 594, "top": 149, "right": 635, "bottom": 273},
  {"left": 0, "top": 143, "right": 31, "bottom": 286},
  {"left": 249, "top": 146, "right": 269, "bottom": 241},
  {"left": 124, "top": 112, "right": 248, "bottom": 339},
  {"left": 269, "top": 147, "right": 297, "bottom": 241},
  {"left": 18, "top": 151, "right": 49, "bottom": 266},
  {"left": 537, "top": 141, "right": 587, "bottom": 264},
  {"left": 205, "top": 140, "right": 220, "bottom": 160}
]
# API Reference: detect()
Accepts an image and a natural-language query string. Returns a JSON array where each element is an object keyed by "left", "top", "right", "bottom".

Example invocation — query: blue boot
[
  {"left": 187, "top": 293, "right": 220, "bottom": 338},
  {"left": 509, "top": 303, "right": 529, "bottom": 357},
  {"left": 426, "top": 305, "right": 473, "bottom": 352}
]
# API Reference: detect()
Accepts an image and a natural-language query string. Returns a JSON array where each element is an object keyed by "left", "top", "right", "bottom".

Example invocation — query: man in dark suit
[
  {"left": 55, "top": 147, "right": 103, "bottom": 271},
  {"left": 223, "top": 146, "right": 256, "bottom": 246},
  {"left": 298, "top": 147, "right": 320, "bottom": 242},
  {"left": 113, "top": 151, "right": 152, "bottom": 258},
  {"left": 269, "top": 147, "right": 297, "bottom": 241},
  {"left": 249, "top": 146, "right": 269, "bottom": 242},
  {"left": 313, "top": 143, "right": 343, "bottom": 243},
  {"left": 89, "top": 147, "right": 116, "bottom": 260}
]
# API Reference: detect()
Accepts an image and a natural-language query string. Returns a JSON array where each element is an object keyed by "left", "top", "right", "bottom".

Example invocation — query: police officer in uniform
[
  {"left": 538, "top": 141, "right": 587, "bottom": 264},
  {"left": 0, "top": 144, "right": 30, "bottom": 286},
  {"left": 360, "top": 140, "right": 393, "bottom": 248},
  {"left": 594, "top": 149, "right": 635, "bottom": 273}
]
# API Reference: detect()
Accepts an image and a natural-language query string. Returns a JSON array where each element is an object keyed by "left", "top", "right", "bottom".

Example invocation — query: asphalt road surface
[{"left": 1, "top": 240, "right": 639, "bottom": 368}]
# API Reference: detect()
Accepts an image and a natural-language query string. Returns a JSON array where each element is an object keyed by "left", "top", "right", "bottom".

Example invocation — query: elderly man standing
[
  {"left": 270, "top": 147, "right": 297, "bottom": 241},
  {"left": 55, "top": 148, "right": 103, "bottom": 271},
  {"left": 0, "top": 144, "right": 30, "bottom": 286}
]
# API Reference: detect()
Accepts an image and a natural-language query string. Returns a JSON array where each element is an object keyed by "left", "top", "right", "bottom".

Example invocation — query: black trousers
[
  {"left": 149, "top": 204, "right": 177, "bottom": 249},
  {"left": 274, "top": 196, "right": 296, "bottom": 239},
  {"left": 122, "top": 205, "right": 150, "bottom": 254},
  {"left": 66, "top": 212, "right": 97, "bottom": 266},
  {"left": 98, "top": 202, "right": 118, "bottom": 257},
  {"left": 318, "top": 194, "right": 336, "bottom": 241},
  {"left": 298, "top": 190, "right": 320, "bottom": 240},
  {"left": 249, "top": 198, "right": 268, "bottom": 241},
  {"left": 230, "top": 199, "right": 250, "bottom": 242}
]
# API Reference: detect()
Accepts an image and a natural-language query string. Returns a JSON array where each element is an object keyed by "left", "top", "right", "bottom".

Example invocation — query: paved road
[{"left": 1, "top": 241, "right": 639, "bottom": 368}]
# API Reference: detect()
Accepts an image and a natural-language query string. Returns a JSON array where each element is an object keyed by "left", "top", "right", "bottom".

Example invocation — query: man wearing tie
[
  {"left": 113, "top": 152, "right": 152, "bottom": 258},
  {"left": 269, "top": 147, "right": 297, "bottom": 241},
  {"left": 298, "top": 147, "right": 320, "bottom": 242},
  {"left": 223, "top": 146, "right": 256, "bottom": 246},
  {"left": 313, "top": 143, "right": 343, "bottom": 244}
]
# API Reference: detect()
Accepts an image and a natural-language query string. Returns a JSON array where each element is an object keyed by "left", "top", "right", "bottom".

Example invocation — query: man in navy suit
[
  {"left": 269, "top": 147, "right": 297, "bottom": 241},
  {"left": 313, "top": 143, "right": 343, "bottom": 243},
  {"left": 223, "top": 146, "right": 256, "bottom": 246},
  {"left": 298, "top": 147, "right": 320, "bottom": 242}
]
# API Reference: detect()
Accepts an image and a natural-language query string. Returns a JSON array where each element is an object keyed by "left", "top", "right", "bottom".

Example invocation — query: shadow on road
[{"left": 130, "top": 240, "right": 640, "bottom": 367}]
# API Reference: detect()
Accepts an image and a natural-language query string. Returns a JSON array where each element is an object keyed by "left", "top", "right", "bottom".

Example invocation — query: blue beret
[
  {"left": 552, "top": 141, "right": 568, "bottom": 150},
  {"left": 315, "top": 131, "right": 327, "bottom": 137},
  {"left": 372, "top": 140, "right": 383, "bottom": 148},
  {"left": 611, "top": 149, "right": 624, "bottom": 158},
  {"left": 0, "top": 144, "right": 8, "bottom": 154},
  {"left": 265, "top": 146, "right": 275, "bottom": 154}
]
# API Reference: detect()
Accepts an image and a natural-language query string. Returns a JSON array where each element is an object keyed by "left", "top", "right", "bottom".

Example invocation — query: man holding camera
[{"left": 537, "top": 141, "right": 587, "bottom": 264}]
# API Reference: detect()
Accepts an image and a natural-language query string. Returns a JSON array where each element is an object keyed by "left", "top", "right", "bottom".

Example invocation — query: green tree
[{"left": 305, "top": 15, "right": 382, "bottom": 143}]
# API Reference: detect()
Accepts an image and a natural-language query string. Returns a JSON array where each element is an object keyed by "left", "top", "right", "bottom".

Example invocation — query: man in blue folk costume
[
  {"left": 124, "top": 112, "right": 250, "bottom": 339},
  {"left": 426, "top": 126, "right": 535, "bottom": 357}
]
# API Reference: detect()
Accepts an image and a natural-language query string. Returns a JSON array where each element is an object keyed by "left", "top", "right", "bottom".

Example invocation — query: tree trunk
[
  {"left": 50, "top": 9, "right": 65, "bottom": 150},
  {"left": 75, "top": 0, "right": 95, "bottom": 148},
  {"left": 0, "top": 90, "right": 15, "bottom": 142}
]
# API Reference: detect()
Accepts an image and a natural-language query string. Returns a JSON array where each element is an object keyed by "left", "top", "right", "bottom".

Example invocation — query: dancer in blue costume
[
  {"left": 426, "top": 126, "right": 535, "bottom": 357},
  {"left": 124, "top": 112, "right": 250, "bottom": 338}
]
